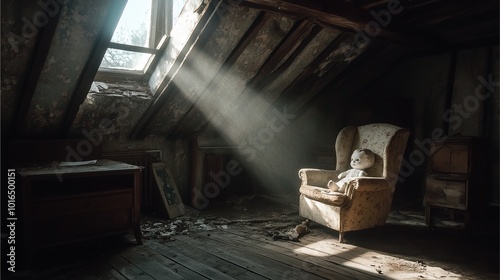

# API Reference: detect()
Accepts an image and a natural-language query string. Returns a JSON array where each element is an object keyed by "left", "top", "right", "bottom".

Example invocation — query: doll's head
[{"left": 350, "top": 148, "right": 375, "bottom": 170}]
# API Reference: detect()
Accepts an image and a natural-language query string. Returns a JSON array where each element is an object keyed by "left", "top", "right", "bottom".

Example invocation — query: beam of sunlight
[
  {"left": 169, "top": 24, "right": 311, "bottom": 195},
  {"left": 292, "top": 239, "right": 339, "bottom": 257},
  {"left": 292, "top": 239, "right": 463, "bottom": 279}
]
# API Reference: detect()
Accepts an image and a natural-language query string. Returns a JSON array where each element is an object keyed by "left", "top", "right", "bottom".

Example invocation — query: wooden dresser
[
  {"left": 18, "top": 159, "right": 142, "bottom": 263},
  {"left": 424, "top": 137, "right": 483, "bottom": 227}
]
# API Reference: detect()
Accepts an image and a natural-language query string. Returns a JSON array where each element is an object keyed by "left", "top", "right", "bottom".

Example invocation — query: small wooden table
[{"left": 18, "top": 159, "right": 143, "bottom": 265}]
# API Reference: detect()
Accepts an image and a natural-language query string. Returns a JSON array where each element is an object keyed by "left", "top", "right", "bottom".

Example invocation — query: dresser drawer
[
  {"left": 425, "top": 177, "right": 467, "bottom": 210},
  {"left": 430, "top": 143, "right": 469, "bottom": 174},
  {"left": 33, "top": 191, "right": 134, "bottom": 218},
  {"left": 33, "top": 208, "right": 133, "bottom": 245}
]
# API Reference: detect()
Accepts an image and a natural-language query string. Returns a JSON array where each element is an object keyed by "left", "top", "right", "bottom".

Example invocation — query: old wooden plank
[
  {"left": 59, "top": 0, "right": 128, "bottom": 137},
  {"left": 87, "top": 258, "right": 128, "bottom": 280},
  {"left": 234, "top": 23, "right": 327, "bottom": 116},
  {"left": 146, "top": 240, "right": 235, "bottom": 280},
  {"left": 145, "top": 244, "right": 209, "bottom": 280},
  {"left": 159, "top": 237, "right": 268, "bottom": 280},
  {"left": 255, "top": 19, "right": 315, "bottom": 78},
  {"left": 12, "top": 4, "right": 62, "bottom": 137},
  {"left": 206, "top": 230, "right": 380, "bottom": 280},
  {"left": 285, "top": 38, "right": 389, "bottom": 113},
  {"left": 228, "top": 225, "right": 388, "bottom": 279},
  {"left": 241, "top": 0, "right": 423, "bottom": 44},
  {"left": 119, "top": 245, "right": 187, "bottom": 280},
  {"left": 130, "top": 0, "right": 220, "bottom": 139},
  {"left": 195, "top": 231, "right": 358, "bottom": 280},
  {"left": 172, "top": 233, "right": 326, "bottom": 280},
  {"left": 169, "top": 11, "right": 272, "bottom": 138},
  {"left": 104, "top": 251, "right": 155, "bottom": 280},
  {"left": 296, "top": 228, "right": 464, "bottom": 279},
  {"left": 277, "top": 31, "right": 348, "bottom": 103}
]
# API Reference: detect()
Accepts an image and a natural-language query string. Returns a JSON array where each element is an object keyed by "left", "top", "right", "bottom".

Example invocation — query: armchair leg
[{"left": 338, "top": 231, "right": 345, "bottom": 243}]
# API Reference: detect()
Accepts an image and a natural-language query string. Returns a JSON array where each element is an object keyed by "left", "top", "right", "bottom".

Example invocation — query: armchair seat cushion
[{"left": 299, "top": 185, "right": 347, "bottom": 206}]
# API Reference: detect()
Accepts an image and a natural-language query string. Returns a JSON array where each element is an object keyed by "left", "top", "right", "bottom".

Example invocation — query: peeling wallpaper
[
  {"left": 1, "top": 0, "right": 45, "bottom": 128},
  {"left": 25, "top": 0, "right": 113, "bottom": 135},
  {"left": 71, "top": 82, "right": 153, "bottom": 141}
]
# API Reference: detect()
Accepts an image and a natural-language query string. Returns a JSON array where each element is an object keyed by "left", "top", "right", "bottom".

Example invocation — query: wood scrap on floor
[{"left": 267, "top": 219, "right": 312, "bottom": 241}]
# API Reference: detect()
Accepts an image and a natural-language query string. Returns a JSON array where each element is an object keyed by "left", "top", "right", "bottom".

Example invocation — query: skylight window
[
  {"left": 98, "top": 0, "right": 187, "bottom": 76},
  {"left": 111, "top": 0, "right": 152, "bottom": 48}
]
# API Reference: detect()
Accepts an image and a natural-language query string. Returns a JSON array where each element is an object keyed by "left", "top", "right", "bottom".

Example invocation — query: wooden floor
[{"left": 5, "top": 196, "right": 499, "bottom": 280}]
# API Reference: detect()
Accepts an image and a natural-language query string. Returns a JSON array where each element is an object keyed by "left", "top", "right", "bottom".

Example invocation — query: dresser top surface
[{"left": 18, "top": 159, "right": 142, "bottom": 177}]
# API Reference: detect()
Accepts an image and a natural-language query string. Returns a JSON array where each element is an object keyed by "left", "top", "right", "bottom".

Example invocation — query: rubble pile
[{"left": 141, "top": 216, "right": 223, "bottom": 241}]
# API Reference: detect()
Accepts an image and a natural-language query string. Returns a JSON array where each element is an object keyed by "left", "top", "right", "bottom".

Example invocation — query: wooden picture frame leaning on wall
[{"left": 151, "top": 162, "right": 185, "bottom": 219}]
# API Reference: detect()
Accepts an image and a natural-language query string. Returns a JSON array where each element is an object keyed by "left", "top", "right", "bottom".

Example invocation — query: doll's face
[{"left": 350, "top": 149, "right": 375, "bottom": 170}]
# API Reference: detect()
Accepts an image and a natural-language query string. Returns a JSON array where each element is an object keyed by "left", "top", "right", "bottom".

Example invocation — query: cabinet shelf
[
  {"left": 19, "top": 159, "right": 143, "bottom": 266},
  {"left": 424, "top": 137, "right": 482, "bottom": 228}
]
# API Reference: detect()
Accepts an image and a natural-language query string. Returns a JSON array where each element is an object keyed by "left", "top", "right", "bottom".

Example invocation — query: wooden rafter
[
  {"left": 398, "top": 0, "right": 499, "bottom": 28},
  {"left": 130, "top": 1, "right": 223, "bottom": 139},
  {"left": 276, "top": 31, "right": 347, "bottom": 103},
  {"left": 12, "top": 7, "right": 62, "bottom": 137},
  {"left": 285, "top": 39, "right": 390, "bottom": 113},
  {"left": 234, "top": 19, "right": 322, "bottom": 114},
  {"left": 241, "top": 0, "right": 423, "bottom": 44},
  {"left": 169, "top": 12, "right": 273, "bottom": 138},
  {"left": 260, "top": 20, "right": 314, "bottom": 74},
  {"left": 59, "top": 0, "right": 128, "bottom": 137}
]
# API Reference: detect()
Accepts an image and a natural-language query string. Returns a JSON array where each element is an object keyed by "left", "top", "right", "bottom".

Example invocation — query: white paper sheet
[{"left": 59, "top": 160, "right": 97, "bottom": 167}]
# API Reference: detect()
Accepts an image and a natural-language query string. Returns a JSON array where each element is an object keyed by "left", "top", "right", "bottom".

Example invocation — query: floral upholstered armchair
[{"left": 298, "top": 123, "right": 410, "bottom": 242}]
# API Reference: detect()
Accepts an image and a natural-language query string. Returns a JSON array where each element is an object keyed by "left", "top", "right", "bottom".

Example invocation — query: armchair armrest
[
  {"left": 344, "top": 177, "right": 391, "bottom": 196},
  {"left": 298, "top": 168, "right": 341, "bottom": 187}
]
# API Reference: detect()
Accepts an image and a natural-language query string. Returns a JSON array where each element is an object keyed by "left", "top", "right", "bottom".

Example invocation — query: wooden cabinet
[
  {"left": 424, "top": 138, "right": 482, "bottom": 227},
  {"left": 18, "top": 159, "right": 142, "bottom": 264}
]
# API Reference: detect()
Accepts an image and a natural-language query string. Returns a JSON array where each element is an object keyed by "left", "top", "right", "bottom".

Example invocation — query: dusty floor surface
[
  {"left": 6, "top": 195, "right": 498, "bottom": 280},
  {"left": 165, "top": 195, "right": 499, "bottom": 280}
]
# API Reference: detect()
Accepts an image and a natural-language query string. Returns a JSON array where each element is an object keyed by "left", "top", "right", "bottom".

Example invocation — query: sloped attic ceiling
[
  {"left": 1, "top": 0, "right": 498, "bottom": 141},
  {"left": 2, "top": 0, "right": 127, "bottom": 138}
]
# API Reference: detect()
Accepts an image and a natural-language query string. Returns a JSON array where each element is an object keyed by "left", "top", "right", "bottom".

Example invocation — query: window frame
[{"left": 96, "top": 0, "right": 173, "bottom": 80}]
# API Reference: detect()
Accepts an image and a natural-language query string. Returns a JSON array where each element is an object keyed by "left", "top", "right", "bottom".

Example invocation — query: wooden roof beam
[
  {"left": 169, "top": 11, "right": 272, "bottom": 138},
  {"left": 12, "top": 7, "right": 62, "bottom": 137},
  {"left": 241, "top": 0, "right": 426, "bottom": 45},
  {"left": 59, "top": 0, "right": 128, "bottom": 137}
]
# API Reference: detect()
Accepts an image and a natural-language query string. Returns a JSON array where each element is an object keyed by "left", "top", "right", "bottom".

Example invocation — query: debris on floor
[
  {"left": 141, "top": 198, "right": 304, "bottom": 242},
  {"left": 141, "top": 215, "right": 229, "bottom": 241},
  {"left": 267, "top": 219, "right": 312, "bottom": 241}
]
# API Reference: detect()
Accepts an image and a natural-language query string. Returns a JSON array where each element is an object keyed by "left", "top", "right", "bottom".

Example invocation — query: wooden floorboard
[
  {"left": 87, "top": 259, "right": 128, "bottom": 280},
  {"left": 6, "top": 196, "right": 496, "bottom": 280},
  {"left": 172, "top": 233, "right": 327, "bottom": 280},
  {"left": 104, "top": 253, "right": 155, "bottom": 280},
  {"left": 145, "top": 245, "right": 208, "bottom": 280},
  {"left": 207, "top": 229, "right": 381, "bottom": 280},
  {"left": 186, "top": 231, "right": 360, "bottom": 280},
  {"left": 119, "top": 245, "right": 187, "bottom": 280},
  {"left": 226, "top": 223, "right": 466, "bottom": 280},
  {"left": 228, "top": 225, "right": 387, "bottom": 279},
  {"left": 158, "top": 237, "right": 268, "bottom": 280},
  {"left": 147, "top": 240, "right": 237, "bottom": 280}
]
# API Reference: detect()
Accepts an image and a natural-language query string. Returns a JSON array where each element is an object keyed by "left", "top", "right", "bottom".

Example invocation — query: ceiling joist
[
  {"left": 58, "top": 0, "right": 128, "bottom": 137},
  {"left": 241, "top": 0, "right": 425, "bottom": 45},
  {"left": 12, "top": 7, "right": 62, "bottom": 137},
  {"left": 170, "top": 11, "right": 273, "bottom": 138}
]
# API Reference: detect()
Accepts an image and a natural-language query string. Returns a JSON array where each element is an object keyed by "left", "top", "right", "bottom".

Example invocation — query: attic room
[{"left": 1, "top": 0, "right": 499, "bottom": 279}]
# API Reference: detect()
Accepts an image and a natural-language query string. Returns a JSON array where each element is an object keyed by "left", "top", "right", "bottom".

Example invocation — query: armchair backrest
[{"left": 335, "top": 123, "right": 410, "bottom": 192}]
